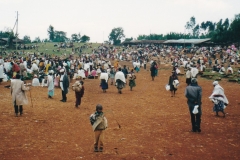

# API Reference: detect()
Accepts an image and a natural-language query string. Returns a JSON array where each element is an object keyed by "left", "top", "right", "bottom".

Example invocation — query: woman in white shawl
[
  {"left": 115, "top": 68, "right": 126, "bottom": 94},
  {"left": 99, "top": 71, "right": 108, "bottom": 93},
  {"left": 47, "top": 70, "right": 54, "bottom": 98},
  {"left": 209, "top": 81, "right": 229, "bottom": 117}
]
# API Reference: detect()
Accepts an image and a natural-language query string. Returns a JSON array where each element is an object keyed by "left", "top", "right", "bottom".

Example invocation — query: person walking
[
  {"left": 115, "top": 68, "right": 126, "bottom": 94},
  {"left": 168, "top": 70, "right": 178, "bottom": 97},
  {"left": 47, "top": 70, "right": 54, "bottom": 99},
  {"left": 99, "top": 71, "right": 109, "bottom": 93},
  {"left": 74, "top": 80, "right": 84, "bottom": 108},
  {"left": 11, "top": 74, "right": 30, "bottom": 117},
  {"left": 60, "top": 69, "right": 69, "bottom": 102},
  {"left": 150, "top": 60, "right": 157, "bottom": 81},
  {"left": 209, "top": 81, "right": 228, "bottom": 117},
  {"left": 129, "top": 70, "right": 136, "bottom": 91},
  {"left": 90, "top": 104, "right": 108, "bottom": 152},
  {"left": 185, "top": 67, "right": 192, "bottom": 85},
  {"left": 185, "top": 78, "right": 202, "bottom": 132}
]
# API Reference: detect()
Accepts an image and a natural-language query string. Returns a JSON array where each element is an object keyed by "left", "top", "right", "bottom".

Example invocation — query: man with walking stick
[{"left": 10, "top": 74, "right": 30, "bottom": 117}]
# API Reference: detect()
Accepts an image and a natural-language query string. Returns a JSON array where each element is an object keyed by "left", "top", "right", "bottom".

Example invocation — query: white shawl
[
  {"left": 100, "top": 73, "right": 108, "bottom": 82},
  {"left": 115, "top": 71, "right": 126, "bottom": 83},
  {"left": 209, "top": 84, "right": 229, "bottom": 104}
]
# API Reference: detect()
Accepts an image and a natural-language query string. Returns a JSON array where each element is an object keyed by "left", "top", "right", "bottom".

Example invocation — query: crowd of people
[{"left": 0, "top": 42, "right": 238, "bottom": 152}]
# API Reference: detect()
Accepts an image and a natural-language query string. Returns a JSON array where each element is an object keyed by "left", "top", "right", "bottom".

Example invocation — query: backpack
[{"left": 72, "top": 81, "right": 82, "bottom": 92}]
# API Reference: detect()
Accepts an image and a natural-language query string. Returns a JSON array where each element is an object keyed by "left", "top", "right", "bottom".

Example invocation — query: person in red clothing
[{"left": 11, "top": 61, "right": 20, "bottom": 78}]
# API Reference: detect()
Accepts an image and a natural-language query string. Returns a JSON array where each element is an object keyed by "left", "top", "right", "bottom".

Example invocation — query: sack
[
  {"left": 173, "top": 79, "right": 179, "bottom": 89},
  {"left": 165, "top": 84, "right": 170, "bottom": 91},
  {"left": 192, "top": 105, "right": 199, "bottom": 114},
  {"left": 72, "top": 81, "right": 82, "bottom": 92}
]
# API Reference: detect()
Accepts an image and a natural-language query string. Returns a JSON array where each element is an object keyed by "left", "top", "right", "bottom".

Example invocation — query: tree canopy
[{"left": 108, "top": 27, "right": 125, "bottom": 45}]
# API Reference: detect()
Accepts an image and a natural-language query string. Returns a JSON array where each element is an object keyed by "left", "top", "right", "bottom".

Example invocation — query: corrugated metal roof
[
  {"left": 122, "top": 40, "right": 166, "bottom": 44},
  {"left": 163, "top": 38, "right": 211, "bottom": 44}
]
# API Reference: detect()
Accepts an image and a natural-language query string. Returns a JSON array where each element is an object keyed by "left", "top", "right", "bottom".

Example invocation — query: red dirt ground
[{"left": 0, "top": 61, "right": 240, "bottom": 160}]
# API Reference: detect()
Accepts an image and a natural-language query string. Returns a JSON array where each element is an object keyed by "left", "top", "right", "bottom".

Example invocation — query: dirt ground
[{"left": 0, "top": 61, "right": 240, "bottom": 160}]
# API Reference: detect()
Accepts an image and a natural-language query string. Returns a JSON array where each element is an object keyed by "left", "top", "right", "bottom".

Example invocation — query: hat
[
  {"left": 60, "top": 69, "right": 65, "bottom": 73},
  {"left": 96, "top": 104, "right": 103, "bottom": 111},
  {"left": 213, "top": 81, "right": 218, "bottom": 86},
  {"left": 191, "top": 78, "right": 197, "bottom": 83}
]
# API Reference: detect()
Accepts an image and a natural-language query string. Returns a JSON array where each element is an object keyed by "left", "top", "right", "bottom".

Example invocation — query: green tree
[
  {"left": 80, "top": 35, "right": 90, "bottom": 43},
  {"left": 71, "top": 33, "right": 81, "bottom": 42},
  {"left": 32, "top": 37, "right": 41, "bottom": 43},
  {"left": 23, "top": 35, "right": 31, "bottom": 43},
  {"left": 0, "top": 29, "right": 16, "bottom": 48},
  {"left": 54, "top": 31, "right": 67, "bottom": 42},
  {"left": 185, "top": 16, "right": 196, "bottom": 35},
  {"left": 108, "top": 27, "right": 125, "bottom": 45},
  {"left": 124, "top": 37, "right": 133, "bottom": 42},
  {"left": 47, "top": 25, "right": 55, "bottom": 41},
  {"left": 229, "top": 14, "right": 240, "bottom": 43}
]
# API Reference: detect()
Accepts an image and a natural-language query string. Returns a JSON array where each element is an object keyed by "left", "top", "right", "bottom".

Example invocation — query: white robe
[
  {"left": 209, "top": 84, "right": 229, "bottom": 104},
  {"left": 0, "top": 64, "right": 4, "bottom": 79},
  {"left": 78, "top": 69, "right": 86, "bottom": 78}
]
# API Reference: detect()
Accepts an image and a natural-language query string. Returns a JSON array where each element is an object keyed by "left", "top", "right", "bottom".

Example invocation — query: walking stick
[{"left": 29, "top": 87, "right": 33, "bottom": 108}]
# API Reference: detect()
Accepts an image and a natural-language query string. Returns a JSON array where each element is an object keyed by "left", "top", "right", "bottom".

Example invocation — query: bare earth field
[{"left": 0, "top": 61, "right": 240, "bottom": 160}]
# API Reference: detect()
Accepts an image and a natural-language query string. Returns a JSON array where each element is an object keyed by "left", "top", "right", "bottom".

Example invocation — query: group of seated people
[{"left": 213, "top": 64, "right": 234, "bottom": 75}]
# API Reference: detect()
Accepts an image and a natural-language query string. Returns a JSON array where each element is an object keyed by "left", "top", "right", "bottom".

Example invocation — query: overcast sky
[{"left": 1, "top": 0, "right": 240, "bottom": 43}]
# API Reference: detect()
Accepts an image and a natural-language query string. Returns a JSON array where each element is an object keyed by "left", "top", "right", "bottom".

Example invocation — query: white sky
[{"left": 0, "top": 0, "right": 239, "bottom": 43}]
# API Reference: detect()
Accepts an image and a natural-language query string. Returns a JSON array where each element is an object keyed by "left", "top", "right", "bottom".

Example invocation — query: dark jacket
[
  {"left": 63, "top": 74, "right": 69, "bottom": 94},
  {"left": 185, "top": 83, "right": 202, "bottom": 107}
]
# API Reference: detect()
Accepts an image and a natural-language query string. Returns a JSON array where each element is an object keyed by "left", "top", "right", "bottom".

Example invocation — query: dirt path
[{"left": 0, "top": 61, "right": 240, "bottom": 160}]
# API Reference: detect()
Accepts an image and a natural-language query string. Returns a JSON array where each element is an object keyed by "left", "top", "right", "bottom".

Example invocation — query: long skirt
[
  {"left": 100, "top": 80, "right": 108, "bottom": 90},
  {"left": 129, "top": 80, "right": 136, "bottom": 88},
  {"left": 48, "top": 90, "right": 54, "bottom": 97},
  {"left": 116, "top": 79, "right": 125, "bottom": 89},
  {"left": 213, "top": 100, "right": 224, "bottom": 112}
]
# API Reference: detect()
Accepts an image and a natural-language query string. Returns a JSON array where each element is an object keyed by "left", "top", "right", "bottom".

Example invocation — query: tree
[
  {"left": 32, "top": 37, "right": 41, "bottom": 43},
  {"left": 124, "top": 37, "right": 133, "bottom": 42},
  {"left": 193, "top": 24, "right": 200, "bottom": 38},
  {"left": 54, "top": 31, "right": 67, "bottom": 42},
  {"left": 47, "top": 25, "right": 55, "bottom": 41},
  {"left": 23, "top": 35, "right": 31, "bottom": 43},
  {"left": 229, "top": 14, "right": 240, "bottom": 42},
  {"left": 185, "top": 16, "right": 196, "bottom": 35},
  {"left": 0, "top": 28, "right": 16, "bottom": 48},
  {"left": 71, "top": 33, "right": 81, "bottom": 42},
  {"left": 108, "top": 27, "right": 125, "bottom": 45},
  {"left": 80, "top": 35, "right": 90, "bottom": 43}
]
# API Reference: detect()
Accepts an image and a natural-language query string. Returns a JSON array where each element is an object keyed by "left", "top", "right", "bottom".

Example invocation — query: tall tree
[
  {"left": 47, "top": 25, "right": 55, "bottom": 41},
  {"left": 108, "top": 27, "right": 125, "bottom": 45},
  {"left": 54, "top": 31, "right": 67, "bottom": 42},
  {"left": 185, "top": 16, "right": 196, "bottom": 35},
  {"left": 229, "top": 14, "right": 240, "bottom": 43},
  {"left": 23, "top": 35, "right": 31, "bottom": 43},
  {"left": 80, "top": 35, "right": 90, "bottom": 43},
  {"left": 71, "top": 33, "right": 81, "bottom": 42}
]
